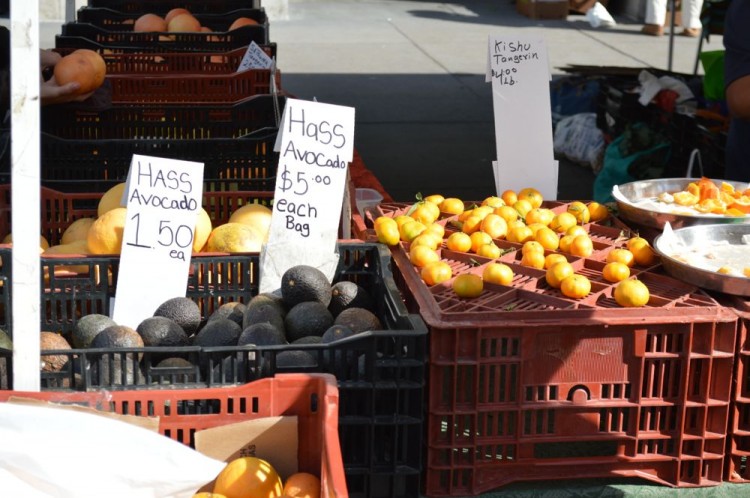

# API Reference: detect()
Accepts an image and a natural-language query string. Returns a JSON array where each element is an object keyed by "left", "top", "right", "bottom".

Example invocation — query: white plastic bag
[
  {"left": 553, "top": 112, "right": 605, "bottom": 169},
  {"left": 586, "top": 2, "right": 617, "bottom": 29},
  {"left": 0, "top": 402, "right": 226, "bottom": 498}
]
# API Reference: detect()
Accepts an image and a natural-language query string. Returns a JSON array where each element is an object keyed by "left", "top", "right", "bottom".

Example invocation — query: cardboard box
[{"left": 516, "top": 0, "right": 569, "bottom": 20}]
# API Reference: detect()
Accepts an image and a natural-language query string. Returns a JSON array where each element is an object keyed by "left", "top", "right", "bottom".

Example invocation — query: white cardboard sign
[
  {"left": 260, "top": 98, "right": 355, "bottom": 293},
  {"left": 486, "top": 34, "right": 558, "bottom": 200},
  {"left": 237, "top": 41, "right": 273, "bottom": 72},
  {"left": 112, "top": 155, "right": 204, "bottom": 328}
]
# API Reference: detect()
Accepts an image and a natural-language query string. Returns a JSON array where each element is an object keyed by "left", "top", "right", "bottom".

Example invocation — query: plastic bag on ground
[
  {"left": 553, "top": 112, "right": 605, "bottom": 169},
  {"left": 586, "top": 2, "right": 617, "bottom": 29}
]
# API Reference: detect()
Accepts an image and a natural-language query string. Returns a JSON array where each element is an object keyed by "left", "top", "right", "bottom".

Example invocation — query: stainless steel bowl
[
  {"left": 653, "top": 223, "right": 750, "bottom": 297},
  {"left": 615, "top": 178, "right": 750, "bottom": 230}
]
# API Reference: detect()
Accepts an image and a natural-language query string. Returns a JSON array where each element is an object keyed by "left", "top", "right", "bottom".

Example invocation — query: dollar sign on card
[{"left": 279, "top": 165, "right": 292, "bottom": 192}]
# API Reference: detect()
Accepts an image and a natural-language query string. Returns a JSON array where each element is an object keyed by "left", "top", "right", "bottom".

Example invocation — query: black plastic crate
[
  {"left": 86, "top": 0, "right": 262, "bottom": 13},
  {"left": 41, "top": 94, "right": 285, "bottom": 140},
  {"left": 0, "top": 242, "right": 426, "bottom": 498},
  {"left": 77, "top": 7, "right": 268, "bottom": 33},
  {"left": 18, "top": 128, "right": 281, "bottom": 193},
  {"left": 57, "top": 23, "right": 268, "bottom": 52},
  {"left": 55, "top": 36, "right": 277, "bottom": 58}
]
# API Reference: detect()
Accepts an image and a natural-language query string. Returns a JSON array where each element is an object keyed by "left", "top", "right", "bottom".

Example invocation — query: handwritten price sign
[
  {"left": 113, "top": 155, "right": 204, "bottom": 328},
  {"left": 260, "top": 98, "right": 355, "bottom": 292}
]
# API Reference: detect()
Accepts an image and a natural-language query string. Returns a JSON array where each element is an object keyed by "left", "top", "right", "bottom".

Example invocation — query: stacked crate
[{"left": 0, "top": 4, "right": 427, "bottom": 498}]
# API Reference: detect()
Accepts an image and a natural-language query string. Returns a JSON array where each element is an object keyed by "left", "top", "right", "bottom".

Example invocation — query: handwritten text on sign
[
  {"left": 487, "top": 39, "right": 541, "bottom": 86},
  {"left": 113, "top": 155, "right": 204, "bottom": 328},
  {"left": 267, "top": 99, "right": 355, "bottom": 251}
]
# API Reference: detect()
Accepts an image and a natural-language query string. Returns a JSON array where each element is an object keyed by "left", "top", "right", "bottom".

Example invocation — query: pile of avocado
[{"left": 34, "top": 264, "right": 383, "bottom": 387}]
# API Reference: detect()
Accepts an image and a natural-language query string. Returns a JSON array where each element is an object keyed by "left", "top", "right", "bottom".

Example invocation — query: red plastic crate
[
  {"left": 721, "top": 294, "right": 750, "bottom": 483},
  {"left": 382, "top": 201, "right": 738, "bottom": 493},
  {"left": 0, "top": 373, "right": 347, "bottom": 497}
]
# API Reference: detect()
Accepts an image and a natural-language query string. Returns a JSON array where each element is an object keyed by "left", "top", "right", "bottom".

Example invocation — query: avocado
[
  {"left": 89, "top": 325, "right": 145, "bottom": 387},
  {"left": 321, "top": 324, "right": 357, "bottom": 343},
  {"left": 246, "top": 293, "right": 287, "bottom": 318},
  {"left": 333, "top": 307, "right": 383, "bottom": 334},
  {"left": 153, "top": 297, "right": 202, "bottom": 336},
  {"left": 238, "top": 322, "right": 287, "bottom": 347},
  {"left": 137, "top": 316, "right": 189, "bottom": 347},
  {"left": 242, "top": 302, "right": 286, "bottom": 333},
  {"left": 192, "top": 318, "right": 242, "bottom": 347},
  {"left": 72, "top": 313, "right": 117, "bottom": 348},
  {"left": 328, "top": 281, "right": 375, "bottom": 317},
  {"left": 275, "top": 349, "right": 317, "bottom": 368},
  {"left": 40, "top": 331, "right": 71, "bottom": 373},
  {"left": 292, "top": 335, "right": 323, "bottom": 345},
  {"left": 208, "top": 302, "right": 246, "bottom": 327},
  {"left": 281, "top": 265, "right": 332, "bottom": 308},
  {"left": 152, "top": 357, "right": 197, "bottom": 384},
  {"left": 284, "top": 301, "right": 334, "bottom": 342}
]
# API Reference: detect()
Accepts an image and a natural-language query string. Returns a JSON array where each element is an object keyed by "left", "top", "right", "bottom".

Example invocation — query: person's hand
[{"left": 39, "top": 49, "right": 94, "bottom": 106}]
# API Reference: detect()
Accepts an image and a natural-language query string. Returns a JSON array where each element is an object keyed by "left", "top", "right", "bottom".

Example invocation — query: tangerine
[
  {"left": 282, "top": 472, "right": 321, "bottom": 498},
  {"left": 587, "top": 201, "right": 609, "bottom": 222},
  {"left": 470, "top": 231, "right": 493, "bottom": 253},
  {"left": 517, "top": 187, "right": 543, "bottom": 209},
  {"left": 569, "top": 234, "right": 594, "bottom": 258},
  {"left": 446, "top": 232, "right": 472, "bottom": 252},
  {"left": 606, "top": 248, "right": 635, "bottom": 267},
  {"left": 409, "top": 244, "right": 440, "bottom": 267},
  {"left": 546, "top": 261, "right": 575, "bottom": 289},
  {"left": 439, "top": 197, "right": 465, "bottom": 215},
  {"left": 421, "top": 261, "right": 453, "bottom": 286},
  {"left": 482, "top": 262, "right": 514, "bottom": 286},
  {"left": 134, "top": 13, "right": 167, "bottom": 32},
  {"left": 520, "top": 250, "right": 545, "bottom": 269},
  {"left": 534, "top": 227, "right": 560, "bottom": 251},
  {"left": 213, "top": 457, "right": 283, "bottom": 498},
  {"left": 480, "top": 213, "right": 508, "bottom": 239},
  {"left": 500, "top": 189, "right": 518, "bottom": 206},
  {"left": 477, "top": 243, "right": 502, "bottom": 259},
  {"left": 507, "top": 225, "right": 534, "bottom": 244},
  {"left": 549, "top": 212, "right": 578, "bottom": 233},
  {"left": 560, "top": 274, "right": 591, "bottom": 299},
  {"left": 566, "top": 201, "right": 590, "bottom": 224},
  {"left": 602, "top": 262, "right": 630, "bottom": 283},
  {"left": 614, "top": 279, "right": 650, "bottom": 307},
  {"left": 453, "top": 273, "right": 483, "bottom": 298},
  {"left": 374, "top": 217, "right": 400, "bottom": 246},
  {"left": 544, "top": 253, "right": 568, "bottom": 269},
  {"left": 494, "top": 205, "right": 519, "bottom": 225}
]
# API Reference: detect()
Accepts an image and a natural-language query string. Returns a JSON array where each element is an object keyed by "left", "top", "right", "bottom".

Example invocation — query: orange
[
  {"left": 614, "top": 279, "right": 650, "bottom": 307},
  {"left": 73, "top": 49, "right": 106, "bottom": 89},
  {"left": 626, "top": 236, "right": 650, "bottom": 252},
  {"left": 205, "top": 223, "right": 264, "bottom": 253},
  {"left": 512, "top": 199, "right": 533, "bottom": 219},
  {"left": 446, "top": 232, "right": 472, "bottom": 253},
  {"left": 457, "top": 208, "right": 476, "bottom": 222},
  {"left": 134, "top": 13, "right": 167, "bottom": 32},
  {"left": 494, "top": 205, "right": 520, "bottom": 226},
  {"left": 506, "top": 225, "right": 534, "bottom": 244},
  {"left": 476, "top": 243, "right": 502, "bottom": 259},
  {"left": 229, "top": 17, "right": 259, "bottom": 31},
  {"left": 546, "top": 261, "right": 574, "bottom": 288},
  {"left": 517, "top": 187, "right": 543, "bottom": 209},
  {"left": 472, "top": 205, "right": 494, "bottom": 220},
  {"left": 565, "top": 225, "right": 588, "bottom": 238},
  {"left": 411, "top": 232, "right": 442, "bottom": 251},
  {"left": 521, "top": 240, "right": 545, "bottom": 256},
  {"left": 500, "top": 189, "right": 518, "bottom": 206},
  {"left": 393, "top": 215, "right": 413, "bottom": 229},
  {"left": 425, "top": 222, "right": 445, "bottom": 239},
  {"left": 374, "top": 217, "right": 400, "bottom": 246},
  {"left": 482, "top": 262, "right": 514, "bottom": 286},
  {"left": 587, "top": 201, "right": 609, "bottom": 222},
  {"left": 566, "top": 201, "right": 590, "bottom": 224},
  {"left": 549, "top": 212, "right": 577, "bottom": 233},
  {"left": 87, "top": 207, "right": 127, "bottom": 255},
  {"left": 628, "top": 239, "right": 658, "bottom": 266},
  {"left": 569, "top": 234, "right": 594, "bottom": 258},
  {"left": 165, "top": 8, "right": 191, "bottom": 23},
  {"left": 602, "top": 262, "right": 630, "bottom": 283},
  {"left": 544, "top": 253, "right": 568, "bottom": 270},
  {"left": 525, "top": 207, "right": 555, "bottom": 226},
  {"left": 520, "top": 250, "right": 545, "bottom": 270},
  {"left": 282, "top": 472, "right": 321, "bottom": 498},
  {"left": 534, "top": 227, "right": 559, "bottom": 251},
  {"left": 482, "top": 196, "right": 505, "bottom": 208},
  {"left": 453, "top": 273, "right": 483, "bottom": 298},
  {"left": 424, "top": 194, "right": 445, "bottom": 205},
  {"left": 53, "top": 52, "right": 100, "bottom": 95},
  {"left": 560, "top": 274, "right": 591, "bottom": 299},
  {"left": 606, "top": 248, "right": 635, "bottom": 267},
  {"left": 479, "top": 213, "right": 508, "bottom": 239},
  {"left": 421, "top": 261, "right": 453, "bottom": 286},
  {"left": 461, "top": 215, "right": 484, "bottom": 235},
  {"left": 507, "top": 219, "right": 526, "bottom": 231},
  {"left": 558, "top": 234, "right": 575, "bottom": 253},
  {"left": 526, "top": 222, "right": 547, "bottom": 237},
  {"left": 168, "top": 13, "right": 202, "bottom": 32},
  {"left": 213, "top": 456, "right": 283, "bottom": 498},
  {"left": 410, "top": 203, "right": 439, "bottom": 225},
  {"left": 409, "top": 244, "right": 440, "bottom": 267},
  {"left": 439, "top": 197, "right": 465, "bottom": 215},
  {"left": 470, "top": 231, "right": 493, "bottom": 253},
  {"left": 399, "top": 220, "right": 426, "bottom": 242}
]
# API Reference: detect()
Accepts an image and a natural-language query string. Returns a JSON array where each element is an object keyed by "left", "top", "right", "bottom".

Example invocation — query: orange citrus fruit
[
  {"left": 525, "top": 207, "right": 555, "bottom": 226},
  {"left": 425, "top": 222, "right": 445, "bottom": 239},
  {"left": 560, "top": 274, "right": 591, "bottom": 299},
  {"left": 565, "top": 225, "right": 588, "bottom": 238},
  {"left": 521, "top": 240, "right": 545, "bottom": 256},
  {"left": 567, "top": 201, "right": 590, "bottom": 224},
  {"left": 482, "top": 196, "right": 505, "bottom": 208},
  {"left": 477, "top": 243, "right": 502, "bottom": 259},
  {"left": 629, "top": 239, "right": 658, "bottom": 267},
  {"left": 494, "top": 205, "right": 519, "bottom": 225},
  {"left": 411, "top": 232, "right": 442, "bottom": 251},
  {"left": 399, "top": 220, "right": 426, "bottom": 242},
  {"left": 512, "top": 199, "right": 533, "bottom": 219},
  {"left": 439, "top": 197, "right": 465, "bottom": 215},
  {"left": 213, "top": 457, "right": 283, "bottom": 498},
  {"left": 424, "top": 194, "right": 445, "bottom": 205},
  {"left": 453, "top": 273, "right": 483, "bottom": 298},
  {"left": 602, "top": 262, "right": 630, "bottom": 283},
  {"left": 614, "top": 279, "right": 650, "bottom": 307},
  {"left": 374, "top": 217, "right": 400, "bottom": 246},
  {"left": 507, "top": 225, "right": 534, "bottom": 244},
  {"left": 587, "top": 201, "right": 609, "bottom": 222},
  {"left": 544, "top": 253, "right": 568, "bottom": 269},
  {"left": 482, "top": 262, "right": 514, "bottom": 286},
  {"left": 546, "top": 261, "right": 575, "bottom": 288},
  {"left": 421, "top": 261, "right": 453, "bottom": 286},
  {"left": 446, "top": 232, "right": 472, "bottom": 252},
  {"left": 606, "top": 248, "right": 635, "bottom": 267},
  {"left": 282, "top": 472, "right": 321, "bottom": 498},
  {"left": 409, "top": 244, "right": 440, "bottom": 267},
  {"left": 517, "top": 187, "right": 543, "bottom": 209},
  {"left": 461, "top": 215, "right": 484, "bottom": 235},
  {"left": 569, "top": 234, "right": 594, "bottom": 258},
  {"left": 534, "top": 227, "right": 560, "bottom": 251},
  {"left": 500, "top": 189, "right": 518, "bottom": 206},
  {"left": 470, "top": 231, "right": 493, "bottom": 253},
  {"left": 520, "top": 250, "right": 545, "bottom": 269},
  {"left": 480, "top": 213, "right": 508, "bottom": 239},
  {"left": 549, "top": 212, "right": 578, "bottom": 233}
]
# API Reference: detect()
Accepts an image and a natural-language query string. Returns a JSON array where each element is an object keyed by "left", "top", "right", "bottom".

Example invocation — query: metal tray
[
  {"left": 653, "top": 223, "right": 750, "bottom": 297},
  {"left": 614, "top": 178, "right": 750, "bottom": 230}
]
